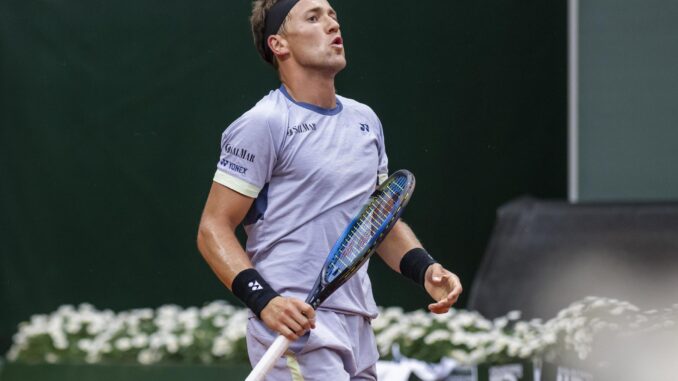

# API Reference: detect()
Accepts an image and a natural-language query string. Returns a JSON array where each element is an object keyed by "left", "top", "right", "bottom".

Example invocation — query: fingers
[
  {"left": 429, "top": 264, "right": 450, "bottom": 283},
  {"left": 428, "top": 289, "right": 461, "bottom": 314},
  {"left": 432, "top": 273, "right": 450, "bottom": 285},
  {"left": 431, "top": 273, "right": 446, "bottom": 283},
  {"left": 296, "top": 300, "right": 317, "bottom": 329},
  {"left": 428, "top": 293, "right": 454, "bottom": 313},
  {"left": 425, "top": 264, "right": 445, "bottom": 285},
  {"left": 278, "top": 325, "right": 303, "bottom": 341},
  {"left": 260, "top": 297, "right": 316, "bottom": 341},
  {"left": 428, "top": 302, "right": 450, "bottom": 314},
  {"left": 288, "top": 299, "right": 315, "bottom": 331},
  {"left": 426, "top": 269, "right": 463, "bottom": 314},
  {"left": 279, "top": 315, "right": 304, "bottom": 341}
]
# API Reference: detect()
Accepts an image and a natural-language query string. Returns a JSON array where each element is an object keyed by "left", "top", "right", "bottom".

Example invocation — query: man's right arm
[{"left": 196, "top": 182, "right": 315, "bottom": 340}]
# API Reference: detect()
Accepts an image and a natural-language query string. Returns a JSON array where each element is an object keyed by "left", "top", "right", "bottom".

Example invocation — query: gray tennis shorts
[{"left": 246, "top": 309, "right": 379, "bottom": 380}]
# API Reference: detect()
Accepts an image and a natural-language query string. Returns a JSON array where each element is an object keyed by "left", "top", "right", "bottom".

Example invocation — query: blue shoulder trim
[{"left": 279, "top": 85, "right": 343, "bottom": 116}]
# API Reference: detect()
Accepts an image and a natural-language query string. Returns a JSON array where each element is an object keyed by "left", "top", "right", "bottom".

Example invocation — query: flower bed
[
  {"left": 6, "top": 297, "right": 678, "bottom": 370},
  {"left": 6, "top": 301, "right": 249, "bottom": 365}
]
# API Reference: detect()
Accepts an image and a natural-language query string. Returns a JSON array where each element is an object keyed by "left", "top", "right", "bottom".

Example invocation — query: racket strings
[
  {"left": 344, "top": 186, "right": 396, "bottom": 254},
  {"left": 326, "top": 176, "right": 408, "bottom": 279}
]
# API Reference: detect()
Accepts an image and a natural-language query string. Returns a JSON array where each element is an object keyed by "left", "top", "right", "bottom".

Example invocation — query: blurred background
[{"left": 2, "top": 0, "right": 677, "bottom": 379}]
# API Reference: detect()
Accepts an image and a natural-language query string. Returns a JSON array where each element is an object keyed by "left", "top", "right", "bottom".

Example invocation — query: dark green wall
[{"left": 0, "top": 0, "right": 566, "bottom": 352}]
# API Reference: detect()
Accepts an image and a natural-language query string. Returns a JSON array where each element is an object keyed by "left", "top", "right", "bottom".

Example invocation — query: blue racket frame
[{"left": 305, "top": 170, "right": 416, "bottom": 309}]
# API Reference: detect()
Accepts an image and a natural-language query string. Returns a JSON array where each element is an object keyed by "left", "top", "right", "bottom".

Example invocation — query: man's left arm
[{"left": 376, "top": 220, "right": 463, "bottom": 314}]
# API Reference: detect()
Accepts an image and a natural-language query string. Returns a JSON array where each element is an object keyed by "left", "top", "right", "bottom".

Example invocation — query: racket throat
[{"left": 305, "top": 277, "right": 324, "bottom": 309}]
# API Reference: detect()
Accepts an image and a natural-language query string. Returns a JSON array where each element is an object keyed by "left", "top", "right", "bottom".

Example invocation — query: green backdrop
[{"left": 0, "top": 0, "right": 566, "bottom": 353}]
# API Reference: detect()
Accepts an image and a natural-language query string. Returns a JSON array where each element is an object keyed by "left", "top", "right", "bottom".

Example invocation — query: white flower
[
  {"left": 157, "top": 305, "right": 181, "bottom": 317},
  {"left": 375, "top": 323, "right": 408, "bottom": 354},
  {"left": 85, "top": 353, "right": 100, "bottom": 364},
  {"left": 78, "top": 339, "right": 93, "bottom": 351},
  {"left": 514, "top": 322, "right": 530, "bottom": 334},
  {"left": 541, "top": 332, "right": 557, "bottom": 345},
  {"left": 201, "top": 301, "right": 235, "bottom": 319},
  {"left": 78, "top": 303, "right": 95, "bottom": 312},
  {"left": 57, "top": 305, "right": 75, "bottom": 316},
  {"left": 402, "top": 327, "right": 424, "bottom": 341},
  {"left": 179, "top": 333, "right": 194, "bottom": 347},
  {"left": 518, "top": 345, "right": 533, "bottom": 358},
  {"left": 449, "top": 349, "right": 471, "bottom": 364},
  {"left": 506, "top": 339, "right": 521, "bottom": 357},
  {"left": 52, "top": 336, "right": 69, "bottom": 350},
  {"left": 474, "top": 318, "right": 493, "bottom": 331},
  {"left": 409, "top": 310, "right": 432, "bottom": 327},
  {"left": 132, "top": 308, "right": 154, "bottom": 320},
  {"left": 450, "top": 331, "right": 467, "bottom": 345},
  {"left": 506, "top": 311, "right": 521, "bottom": 321},
  {"left": 212, "top": 337, "right": 232, "bottom": 357},
  {"left": 424, "top": 330, "right": 450, "bottom": 344},
  {"left": 464, "top": 334, "right": 482, "bottom": 347},
  {"left": 85, "top": 316, "right": 107, "bottom": 335},
  {"left": 455, "top": 312, "right": 478, "bottom": 327},
  {"left": 223, "top": 310, "right": 248, "bottom": 341},
  {"left": 115, "top": 337, "right": 132, "bottom": 351},
  {"left": 65, "top": 321, "right": 81, "bottom": 334},
  {"left": 432, "top": 312, "right": 450, "bottom": 323},
  {"left": 6, "top": 345, "right": 20, "bottom": 361},
  {"left": 45, "top": 353, "right": 59, "bottom": 363},
  {"left": 493, "top": 317, "right": 508, "bottom": 330},
  {"left": 371, "top": 316, "right": 391, "bottom": 331},
  {"left": 381, "top": 307, "right": 404, "bottom": 321},
  {"left": 154, "top": 315, "right": 178, "bottom": 332},
  {"left": 165, "top": 335, "right": 179, "bottom": 354},
  {"left": 137, "top": 349, "right": 160, "bottom": 365},
  {"left": 213, "top": 315, "right": 228, "bottom": 328},
  {"left": 178, "top": 307, "right": 200, "bottom": 331},
  {"left": 467, "top": 347, "right": 488, "bottom": 364},
  {"left": 131, "top": 334, "right": 149, "bottom": 348}
]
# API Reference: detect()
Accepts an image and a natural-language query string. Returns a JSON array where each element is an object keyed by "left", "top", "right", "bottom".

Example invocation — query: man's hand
[
  {"left": 424, "top": 264, "right": 463, "bottom": 314},
  {"left": 260, "top": 296, "right": 316, "bottom": 341}
]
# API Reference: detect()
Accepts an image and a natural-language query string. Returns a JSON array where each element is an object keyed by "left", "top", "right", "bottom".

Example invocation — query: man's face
[{"left": 279, "top": 0, "right": 346, "bottom": 74}]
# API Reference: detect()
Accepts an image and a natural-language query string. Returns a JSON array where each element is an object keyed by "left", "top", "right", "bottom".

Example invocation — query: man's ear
[{"left": 268, "top": 35, "right": 289, "bottom": 59}]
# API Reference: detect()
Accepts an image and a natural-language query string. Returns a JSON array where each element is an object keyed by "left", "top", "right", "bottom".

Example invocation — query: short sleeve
[
  {"left": 213, "top": 110, "right": 277, "bottom": 198},
  {"left": 375, "top": 116, "right": 389, "bottom": 185}
]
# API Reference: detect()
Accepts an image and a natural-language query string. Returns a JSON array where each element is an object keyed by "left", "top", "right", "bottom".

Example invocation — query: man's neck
[{"left": 280, "top": 69, "right": 338, "bottom": 109}]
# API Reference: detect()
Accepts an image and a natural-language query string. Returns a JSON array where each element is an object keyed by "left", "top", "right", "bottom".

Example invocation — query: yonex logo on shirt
[
  {"left": 248, "top": 281, "right": 263, "bottom": 291},
  {"left": 219, "top": 158, "right": 249, "bottom": 175},
  {"left": 359, "top": 123, "right": 370, "bottom": 134}
]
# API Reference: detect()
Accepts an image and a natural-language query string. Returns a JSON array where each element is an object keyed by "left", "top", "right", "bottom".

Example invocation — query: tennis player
[{"left": 197, "top": 0, "right": 462, "bottom": 379}]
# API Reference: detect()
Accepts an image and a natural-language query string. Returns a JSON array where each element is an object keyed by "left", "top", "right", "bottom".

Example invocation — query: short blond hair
[{"left": 250, "top": 0, "right": 290, "bottom": 69}]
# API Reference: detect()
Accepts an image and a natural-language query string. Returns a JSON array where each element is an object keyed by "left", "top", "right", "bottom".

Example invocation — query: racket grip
[{"left": 245, "top": 335, "right": 291, "bottom": 381}]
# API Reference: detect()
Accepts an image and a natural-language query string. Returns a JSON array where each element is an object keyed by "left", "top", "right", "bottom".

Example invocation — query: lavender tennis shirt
[{"left": 214, "top": 86, "right": 389, "bottom": 318}]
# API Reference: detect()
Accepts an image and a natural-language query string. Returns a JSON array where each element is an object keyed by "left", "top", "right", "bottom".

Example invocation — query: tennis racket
[{"left": 245, "top": 169, "right": 416, "bottom": 381}]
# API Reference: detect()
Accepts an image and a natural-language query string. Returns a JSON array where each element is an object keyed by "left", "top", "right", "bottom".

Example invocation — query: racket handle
[{"left": 245, "top": 335, "right": 291, "bottom": 381}]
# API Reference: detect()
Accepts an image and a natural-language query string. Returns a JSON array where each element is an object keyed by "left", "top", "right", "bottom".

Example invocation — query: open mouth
[{"left": 331, "top": 36, "right": 343, "bottom": 46}]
